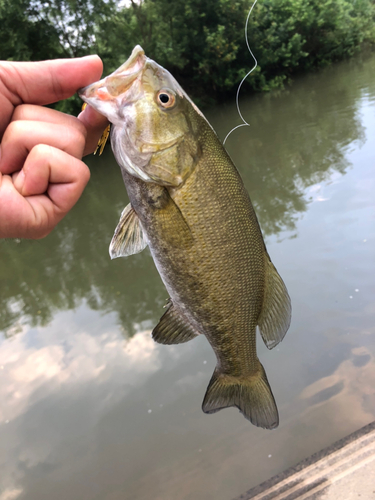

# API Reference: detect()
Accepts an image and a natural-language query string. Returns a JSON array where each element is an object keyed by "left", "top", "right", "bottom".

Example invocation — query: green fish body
[{"left": 79, "top": 46, "right": 291, "bottom": 429}]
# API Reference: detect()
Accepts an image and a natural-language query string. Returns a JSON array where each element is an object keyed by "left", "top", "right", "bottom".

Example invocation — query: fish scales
[
  {"left": 79, "top": 45, "right": 291, "bottom": 429},
  {"left": 172, "top": 140, "right": 264, "bottom": 373}
]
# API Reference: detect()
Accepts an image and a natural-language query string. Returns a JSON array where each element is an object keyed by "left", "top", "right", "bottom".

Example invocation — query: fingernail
[{"left": 80, "top": 54, "right": 101, "bottom": 62}]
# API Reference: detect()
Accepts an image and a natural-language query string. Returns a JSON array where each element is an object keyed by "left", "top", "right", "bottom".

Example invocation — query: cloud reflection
[
  {"left": 0, "top": 306, "right": 160, "bottom": 425},
  {"left": 0, "top": 305, "right": 168, "bottom": 498},
  {"left": 0, "top": 489, "right": 23, "bottom": 500},
  {"left": 300, "top": 346, "right": 375, "bottom": 420}
]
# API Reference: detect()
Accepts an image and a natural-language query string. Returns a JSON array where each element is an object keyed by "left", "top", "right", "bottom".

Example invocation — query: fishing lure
[{"left": 81, "top": 102, "right": 111, "bottom": 155}]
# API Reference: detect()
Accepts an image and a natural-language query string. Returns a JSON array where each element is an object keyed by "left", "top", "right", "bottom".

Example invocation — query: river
[{"left": 0, "top": 51, "right": 374, "bottom": 500}]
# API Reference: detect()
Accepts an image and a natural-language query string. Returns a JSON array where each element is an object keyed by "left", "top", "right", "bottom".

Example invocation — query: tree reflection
[
  {"left": 217, "top": 56, "right": 367, "bottom": 237},
  {"left": 0, "top": 155, "right": 166, "bottom": 336},
  {"left": 0, "top": 54, "right": 371, "bottom": 337}
]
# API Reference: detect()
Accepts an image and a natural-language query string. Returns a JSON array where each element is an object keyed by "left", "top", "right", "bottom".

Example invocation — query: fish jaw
[
  {"left": 78, "top": 45, "right": 146, "bottom": 125},
  {"left": 79, "top": 45, "right": 206, "bottom": 186}
]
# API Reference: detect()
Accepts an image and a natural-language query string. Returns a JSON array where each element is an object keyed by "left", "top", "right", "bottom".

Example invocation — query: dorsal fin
[
  {"left": 109, "top": 204, "right": 148, "bottom": 259},
  {"left": 258, "top": 257, "right": 291, "bottom": 350},
  {"left": 152, "top": 301, "right": 199, "bottom": 344}
]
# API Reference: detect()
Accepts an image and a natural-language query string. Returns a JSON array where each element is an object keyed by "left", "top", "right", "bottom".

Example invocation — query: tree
[
  {"left": 0, "top": 0, "right": 63, "bottom": 61},
  {"left": 1, "top": 0, "right": 374, "bottom": 110}
]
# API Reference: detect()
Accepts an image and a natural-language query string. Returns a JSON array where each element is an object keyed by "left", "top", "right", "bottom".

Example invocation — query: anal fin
[
  {"left": 152, "top": 301, "right": 199, "bottom": 345},
  {"left": 258, "top": 257, "right": 291, "bottom": 350},
  {"left": 109, "top": 203, "right": 148, "bottom": 259}
]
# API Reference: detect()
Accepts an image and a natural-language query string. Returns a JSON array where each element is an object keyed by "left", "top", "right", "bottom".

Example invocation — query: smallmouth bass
[{"left": 79, "top": 46, "right": 291, "bottom": 429}]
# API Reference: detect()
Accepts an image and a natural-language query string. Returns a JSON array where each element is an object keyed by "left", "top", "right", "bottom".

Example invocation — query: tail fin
[{"left": 202, "top": 361, "right": 279, "bottom": 429}]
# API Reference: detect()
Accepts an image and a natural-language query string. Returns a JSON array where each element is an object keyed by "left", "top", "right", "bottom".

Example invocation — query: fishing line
[{"left": 223, "top": 0, "right": 258, "bottom": 145}]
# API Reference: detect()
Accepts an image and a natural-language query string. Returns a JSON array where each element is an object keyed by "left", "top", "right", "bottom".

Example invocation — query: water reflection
[
  {"left": 0, "top": 314, "right": 160, "bottom": 425},
  {"left": 0, "top": 158, "right": 167, "bottom": 336},
  {"left": 300, "top": 346, "right": 375, "bottom": 420},
  {"left": 0, "top": 305, "right": 212, "bottom": 500},
  {"left": 213, "top": 55, "right": 367, "bottom": 238}
]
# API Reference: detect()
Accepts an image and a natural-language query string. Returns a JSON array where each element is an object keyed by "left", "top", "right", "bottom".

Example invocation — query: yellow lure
[{"left": 81, "top": 103, "right": 111, "bottom": 156}]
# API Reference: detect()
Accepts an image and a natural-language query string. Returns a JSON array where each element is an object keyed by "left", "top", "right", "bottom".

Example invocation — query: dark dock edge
[{"left": 234, "top": 420, "right": 375, "bottom": 500}]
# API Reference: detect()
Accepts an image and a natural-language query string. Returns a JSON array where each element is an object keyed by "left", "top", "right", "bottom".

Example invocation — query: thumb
[{"left": 1, "top": 55, "right": 104, "bottom": 107}]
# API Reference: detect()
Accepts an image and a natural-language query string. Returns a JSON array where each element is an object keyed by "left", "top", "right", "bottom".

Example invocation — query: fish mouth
[{"left": 78, "top": 45, "right": 146, "bottom": 117}]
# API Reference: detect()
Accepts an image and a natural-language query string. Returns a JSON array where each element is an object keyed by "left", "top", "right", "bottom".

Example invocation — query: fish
[{"left": 79, "top": 46, "right": 291, "bottom": 429}]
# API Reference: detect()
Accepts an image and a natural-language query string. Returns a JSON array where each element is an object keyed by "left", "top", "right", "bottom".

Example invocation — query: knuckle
[
  {"left": 68, "top": 127, "right": 86, "bottom": 157},
  {"left": 82, "top": 163, "right": 91, "bottom": 184},
  {"left": 50, "top": 71, "right": 65, "bottom": 102},
  {"left": 29, "top": 143, "right": 51, "bottom": 158},
  {"left": 73, "top": 117, "right": 87, "bottom": 138},
  {"left": 11, "top": 104, "right": 29, "bottom": 122},
  {"left": 6, "top": 119, "right": 24, "bottom": 137},
  {"left": 24, "top": 144, "right": 51, "bottom": 173},
  {"left": 32, "top": 228, "right": 51, "bottom": 240},
  {"left": 1, "top": 120, "right": 26, "bottom": 148},
  {"left": 25, "top": 217, "right": 51, "bottom": 240},
  {"left": 0, "top": 63, "right": 22, "bottom": 106},
  {"left": 74, "top": 158, "right": 91, "bottom": 185}
]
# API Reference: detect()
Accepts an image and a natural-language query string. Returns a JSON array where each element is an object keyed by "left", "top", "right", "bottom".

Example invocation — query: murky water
[{"left": 1, "top": 52, "right": 375, "bottom": 500}]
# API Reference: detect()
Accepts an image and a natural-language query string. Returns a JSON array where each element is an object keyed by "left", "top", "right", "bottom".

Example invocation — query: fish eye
[{"left": 157, "top": 90, "right": 176, "bottom": 108}]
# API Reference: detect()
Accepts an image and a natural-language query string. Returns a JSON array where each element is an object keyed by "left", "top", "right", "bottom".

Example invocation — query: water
[{"left": 1, "top": 52, "right": 375, "bottom": 500}]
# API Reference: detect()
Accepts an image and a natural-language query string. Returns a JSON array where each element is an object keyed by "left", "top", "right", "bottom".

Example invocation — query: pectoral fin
[
  {"left": 109, "top": 204, "right": 148, "bottom": 259},
  {"left": 153, "top": 190, "right": 194, "bottom": 249},
  {"left": 152, "top": 301, "right": 199, "bottom": 344},
  {"left": 258, "top": 257, "right": 291, "bottom": 349}
]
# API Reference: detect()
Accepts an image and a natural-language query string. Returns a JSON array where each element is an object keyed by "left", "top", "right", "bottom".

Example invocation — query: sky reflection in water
[{"left": 0, "top": 52, "right": 375, "bottom": 500}]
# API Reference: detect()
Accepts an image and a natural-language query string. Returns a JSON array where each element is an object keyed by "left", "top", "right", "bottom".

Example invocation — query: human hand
[{"left": 0, "top": 56, "right": 109, "bottom": 239}]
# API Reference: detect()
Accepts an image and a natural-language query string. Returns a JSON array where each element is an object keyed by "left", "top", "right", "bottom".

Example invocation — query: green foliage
[
  {"left": 108, "top": 0, "right": 252, "bottom": 103},
  {"left": 109, "top": 0, "right": 375, "bottom": 100},
  {"left": 1, "top": 0, "right": 375, "bottom": 110},
  {"left": 248, "top": 0, "right": 375, "bottom": 89},
  {"left": 0, "top": 0, "right": 63, "bottom": 61},
  {"left": 0, "top": 0, "right": 117, "bottom": 113}
]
